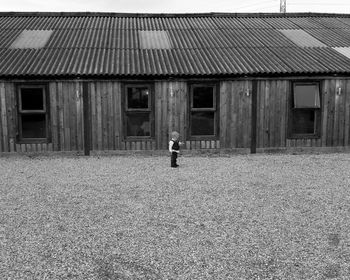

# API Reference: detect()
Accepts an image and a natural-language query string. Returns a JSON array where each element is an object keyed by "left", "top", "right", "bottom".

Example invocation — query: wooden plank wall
[
  {"left": 220, "top": 80, "right": 252, "bottom": 148},
  {"left": 287, "top": 79, "right": 350, "bottom": 148},
  {"left": 89, "top": 81, "right": 119, "bottom": 151},
  {"left": 1, "top": 78, "right": 350, "bottom": 154},
  {"left": 0, "top": 81, "right": 84, "bottom": 153},
  {"left": 256, "top": 80, "right": 288, "bottom": 148},
  {"left": 321, "top": 79, "right": 350, "bottom": 147},
  {"left": 89, "top": 81, "right": 158, "bottom": 151},
  {"left": 0, "top": 82, "right": 10, "bottom": 152},
  {"left": 49, "top": 81, "right": 84, "bottom": 152},
  {"left": 155, "top": 81, "right": 187, "bottom": 150},
  {"left": 0, "top": 82, "right": 17, "bottom": 152},
  {"left": 255, "top": 78, "right": 350, "bottom": 149}
]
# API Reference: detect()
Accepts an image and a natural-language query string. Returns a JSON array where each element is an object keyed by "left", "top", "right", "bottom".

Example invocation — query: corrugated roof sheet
[
  {"left": 333, "top": 47, "right": 350, "bottom": 60},
  {"left": 303, "top": 28, "right": 350, "bottom": 47},
  {"left": 278, "top": 29, "right": 327, "bottom": 47},
  {"left": 1, "top": 12, "right": 350, "bottom": 77}
]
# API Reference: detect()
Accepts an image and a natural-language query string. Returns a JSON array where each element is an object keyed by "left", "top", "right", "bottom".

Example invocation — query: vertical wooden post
[
  {"left": 82, "top": 82, "right": 91, "bottom": 156},
  {"left": 251, "top": 80, "right": 258, "bottom": 154}
]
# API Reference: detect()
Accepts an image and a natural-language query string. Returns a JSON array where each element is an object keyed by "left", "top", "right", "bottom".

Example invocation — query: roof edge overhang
[
  {"left": 1, "top": 72, "right": 349, "bottom": 81},
  {"left": 1, "top": 11, "right": 350, "bottom": 18}
]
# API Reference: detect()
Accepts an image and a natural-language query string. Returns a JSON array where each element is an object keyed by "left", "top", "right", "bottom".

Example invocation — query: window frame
[
  {"left": 17, "top": 84, "right": 50, "bottom": 143},
  {"left": 123, "top": 83, "right": 154, "bottom": 140},
  {"left": 188, "top": 83, "right": 219, "bottom": 140},
  {"left": 288, "top": 81, "right": 322, "bottom": 139}
]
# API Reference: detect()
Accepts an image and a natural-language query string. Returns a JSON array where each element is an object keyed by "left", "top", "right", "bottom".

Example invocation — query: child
[{"left": 169, "top": 131, "right": 182, "bottom": 168}]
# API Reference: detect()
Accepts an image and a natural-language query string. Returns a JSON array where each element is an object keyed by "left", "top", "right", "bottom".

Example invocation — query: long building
[{"left": 1, "top": 12, "right": 350, "bottom": 154}]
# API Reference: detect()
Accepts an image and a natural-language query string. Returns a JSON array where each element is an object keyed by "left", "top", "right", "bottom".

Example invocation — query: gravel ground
[{"left": 1, "top": 153, "right": 350, "bottom": 279}]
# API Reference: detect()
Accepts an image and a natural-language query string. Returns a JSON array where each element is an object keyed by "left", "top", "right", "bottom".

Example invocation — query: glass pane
[
  {"left": 21, "top": 88, "right": 44, "bottom": 110},
  {"left": 191, "top": 112, "right": 215, "bottom": 136},
  {"left": 193, "top": 87, "right": 214, "bottom": 108},
  {"left": 126, "top": 113, "right": 150, "bottom": 136},
  {"left": 127, "top": 87, "right": 149, "bottom": 109},
  {"left": 294, "top": 84, "right": 320, "bottom": 108},
  {"left": 292, "top": 110, "right": 316, "bottom": 134},
  {"left": 21, "top": 114, "right": 46, "bottom": 138}
]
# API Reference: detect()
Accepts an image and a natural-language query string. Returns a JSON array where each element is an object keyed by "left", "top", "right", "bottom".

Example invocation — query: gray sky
[{"left": 0, "top": 0, "right": 349, "bottom": 14}]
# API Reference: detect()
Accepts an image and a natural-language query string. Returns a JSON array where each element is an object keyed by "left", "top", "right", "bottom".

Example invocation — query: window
[
  {"left": 289, "top": 82, "right": 321, "bottom": 137},
  {"left": 18, "top": 85, "right": 49, "bottom": 141},
  {"left": 124, "top": 84, "right": 153, "bottom": 138},
  {"left": 189, "top": 84, "right": 218, "bottom": 137}
]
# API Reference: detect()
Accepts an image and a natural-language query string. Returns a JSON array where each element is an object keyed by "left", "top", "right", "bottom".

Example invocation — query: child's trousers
[{"left": 171, "top": 152, "right": 178, "bottom": 167}]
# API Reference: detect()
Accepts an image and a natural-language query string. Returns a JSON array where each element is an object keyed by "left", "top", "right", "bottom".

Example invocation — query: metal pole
[{"left": 280, "top": 0, "right": 286, "bottom": 13}]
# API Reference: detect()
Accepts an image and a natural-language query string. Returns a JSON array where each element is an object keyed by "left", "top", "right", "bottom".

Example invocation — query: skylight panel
[
  {"left": 278, "top": 29, "right": 327, "bottom": 47},
  {"left": 10, "top": 30, "right": 53, "bottom": 49},
  {"left": 139, "top": 30, "right": 172, "bottom": 49},
  {"left": 333, "top": 47, "right": 350, "bottom": 60}
]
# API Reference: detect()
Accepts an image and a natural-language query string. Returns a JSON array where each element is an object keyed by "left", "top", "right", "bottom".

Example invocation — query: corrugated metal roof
[
  {"left": 288, "top": 17, "right": 326, "bottom": 29},
  {"left": 304, "top": 28, "right": 350, "bottom": 47},
  {"left": 1, "top": 12, "right": 350, "bottom": 77},
  {"left": 333, "top": 47, "right": 350, "bottom": 60},
  {"left": 312, "top": 17, "right": 350, "bottom": 29}
]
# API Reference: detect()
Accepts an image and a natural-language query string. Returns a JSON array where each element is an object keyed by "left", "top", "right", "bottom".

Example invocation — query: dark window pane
[
  {"left": 292, "top": 109, "right": 316, "bottom": 134},
  {"left": 126, "top": 113, "right": 150, "bottom": 136},
  {"left": 21, "top": 114, "right": 46, "bottom": 138},
  {"left": 193, "top": 87, "right": 214, "bottom": 108},
  {"left": 21, "top": 88, "right": 44, "bottom": 110},
  {"left": 294, "top": 84, "right": 320, "bottom": 108},
  {"left": 191, "top": 112, "right": 215, "bottom": 136},
  {"left": 127, "top": 87, "right": 149, "bottom": 109}
]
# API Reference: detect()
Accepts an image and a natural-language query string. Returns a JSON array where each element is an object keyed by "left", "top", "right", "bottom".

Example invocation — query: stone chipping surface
[{"left": 1, "top": 153, "right": 350, "bottom": 279}]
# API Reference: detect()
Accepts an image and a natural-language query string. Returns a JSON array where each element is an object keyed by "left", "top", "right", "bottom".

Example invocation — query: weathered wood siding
[
  {"left": 0, "top": 82, "right": 16, "bottom": 152},
  {"left": 256, "top": 78, "right": 350, "bottom": 149},
  {"left": 49, "top": 81, "right": 84, "bottom": 152},
  {"left": 155, "top": 81, "right": 187, "bottom": 150},
  {"left": 220, "top": 80, "right": 252, "bottom": 148},
  {"left": 256, "top": 80, "right": 288, "bottom": 148},
  {"left": 1, "top": 78, "right": 350, "bottom": 154},
  {"left": 0, "top": 81, "right": 84, "bottom": 153},
  {"left": 89, "top": 81, "right": 121, "bottom": 151},
  {"left": 88, "top": 80, "right": 187, "bottom": 151},
  {"left": 321, "top": 79, "right": 350, "bottom": 147}
]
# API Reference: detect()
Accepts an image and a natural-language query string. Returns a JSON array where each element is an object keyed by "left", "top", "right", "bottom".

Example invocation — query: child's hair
[{"left": 171, "top": 131, "right": 179, "bottom": 139}]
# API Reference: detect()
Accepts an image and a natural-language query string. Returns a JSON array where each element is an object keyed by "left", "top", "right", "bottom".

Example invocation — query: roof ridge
[{"left": 0, "top": 12, "right": 350, "bottom": 18}]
